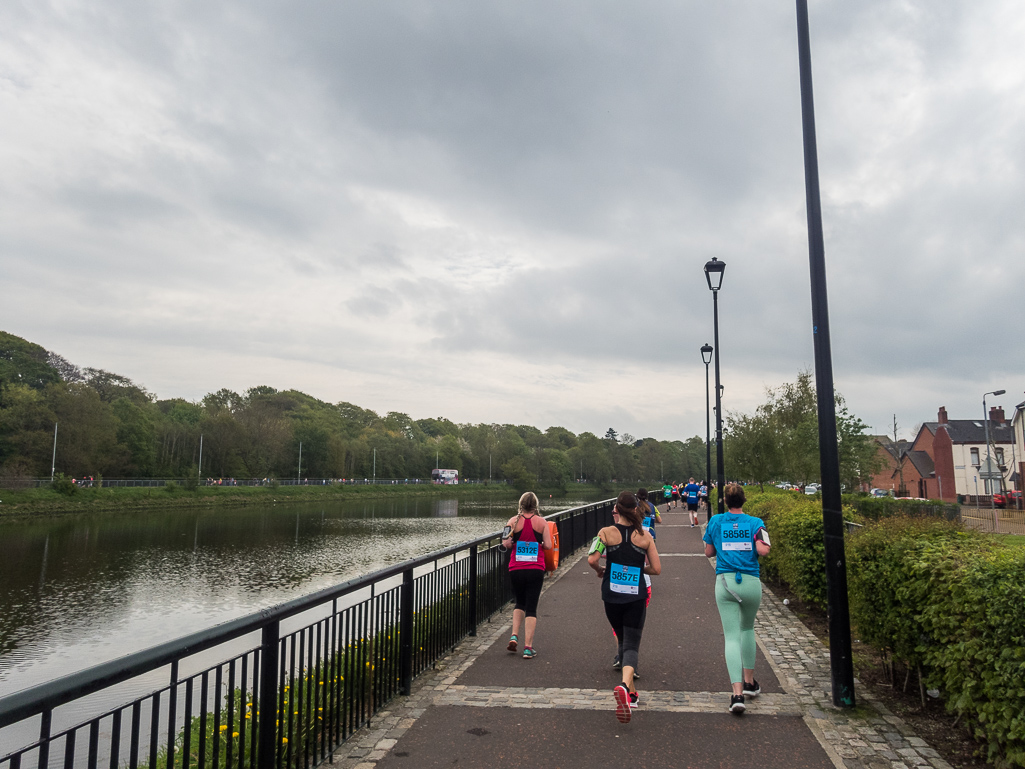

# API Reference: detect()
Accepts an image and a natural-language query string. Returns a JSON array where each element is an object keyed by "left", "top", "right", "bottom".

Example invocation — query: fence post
[
  {"left": 258, "top": 622, "right": 279, "bottom": 769},
  {"left": 400, "top": 568, "right": 414, "bottom": 695},
  {"left": 468, "top": 545, "right": 478, "bottom": 637}
]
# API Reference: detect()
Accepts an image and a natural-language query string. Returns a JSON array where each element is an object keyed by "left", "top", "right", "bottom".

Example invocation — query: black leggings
[
  {"left": 510, "top": 569, "right": 545, "bottom": 617},
  {"left": 604, "top": 599, "right": 647, "bottom": 671}
]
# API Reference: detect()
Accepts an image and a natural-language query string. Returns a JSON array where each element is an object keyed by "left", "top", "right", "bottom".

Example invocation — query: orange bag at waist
[{"left": 544, "top": 520, "right": 560, "bottom": 572}]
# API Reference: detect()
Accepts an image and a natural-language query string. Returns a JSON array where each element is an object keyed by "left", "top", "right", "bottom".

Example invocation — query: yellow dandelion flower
[
  {"left": 232, "top": 732, "right": 239, "bottom": 738},
  {"left": 220, "top": 725, "right": 228, "bottom": 732},
  {"left": 282, "top": 738, "right": 289, "bottom": 744}
]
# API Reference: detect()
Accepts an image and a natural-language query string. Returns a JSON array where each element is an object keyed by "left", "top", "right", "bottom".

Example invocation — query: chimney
[
  {"left": 938, "top": 406, "right": 948, "bottom": 424},
  {"left": 990, "top": 406, "right": 1005, "bottom": 425}
]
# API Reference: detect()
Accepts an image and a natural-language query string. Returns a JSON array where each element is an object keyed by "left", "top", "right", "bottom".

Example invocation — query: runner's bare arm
[
  {"left": 541, "top": 520, "right": 554, "bottom": 550},
  {"left": 704, "top": 543, "right": 716, "bottom": 558},
  {"left": 644, "top": 538, "right": 661, "bottom": 576}
]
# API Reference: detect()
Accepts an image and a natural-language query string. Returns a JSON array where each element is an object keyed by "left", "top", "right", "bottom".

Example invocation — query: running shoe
[
  {"left": 628, "top": 692, "right": 639, "bottom": 709},
  {"left": 614, "top": 685, "right": 632, "bottom": 723},
  {"left": 743, "top": 679, "right": 760, "bottom": 697},
  {"left": 507, "top": 635, "right": 518, "bottom": 653},
  {"left": 522, "top": 647, "right": 537, "bottom": 659},
  {"left": 612, "top": 654, "right": 622, "bottom": 669},
  {"left": 729, "top": 694, "right": 746, "bottom": 714},
  {"left": 632, "top": 670, "right": 639, "bottom": 679}
]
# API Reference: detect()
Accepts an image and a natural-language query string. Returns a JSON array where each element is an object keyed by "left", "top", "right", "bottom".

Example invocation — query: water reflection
[{"left": 0, "top": 494, "right": 603, "bottom": 696}]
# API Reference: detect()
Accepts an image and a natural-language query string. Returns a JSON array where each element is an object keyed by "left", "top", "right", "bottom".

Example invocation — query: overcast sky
[{"left": 2, "top": 1, "right": 1022, "bottom": 442}]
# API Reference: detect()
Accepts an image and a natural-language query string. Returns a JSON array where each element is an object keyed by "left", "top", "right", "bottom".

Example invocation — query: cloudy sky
[{"left": 2, "top": 0, "right": 1022, "bottom": 442}]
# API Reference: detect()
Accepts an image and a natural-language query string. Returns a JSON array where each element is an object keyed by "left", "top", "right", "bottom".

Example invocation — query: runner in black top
[{"left": 588, "top": 491, "right": 661, "bottom": 723}]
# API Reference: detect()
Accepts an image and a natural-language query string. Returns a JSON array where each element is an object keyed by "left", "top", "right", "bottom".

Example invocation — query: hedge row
[{"left": 744, "top": 491, "right": 1025, "bottom": 768}]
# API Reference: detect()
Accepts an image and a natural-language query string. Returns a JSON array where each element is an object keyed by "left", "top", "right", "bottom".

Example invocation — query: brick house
[
  {"left": 864, "top": 436, "right": 909, "bottom": 493},
  {"left": 910, "top": 406, "right": 1015, "bottom": 502}
]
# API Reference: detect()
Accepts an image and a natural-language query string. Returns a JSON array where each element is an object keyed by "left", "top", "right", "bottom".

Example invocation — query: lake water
[{"left": 0, "top": 493, "right": 605, "bottom": 699}]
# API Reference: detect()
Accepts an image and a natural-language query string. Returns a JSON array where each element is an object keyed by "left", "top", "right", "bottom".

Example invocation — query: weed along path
[{"left": 329, "top": 509, "right": 950, "bottom": 769}]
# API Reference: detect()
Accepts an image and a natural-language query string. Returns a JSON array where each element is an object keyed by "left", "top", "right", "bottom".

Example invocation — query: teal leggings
[{"left": 713, "top": 572, "right": 762, "bottom": 683}]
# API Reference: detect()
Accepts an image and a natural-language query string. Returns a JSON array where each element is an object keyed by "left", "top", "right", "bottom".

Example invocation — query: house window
[
  {"left": 970, "top": 448, "right": 980, "bottom": 466},
  {"left": 996, "top": 448, "right": 1005, "bottom": 465}
]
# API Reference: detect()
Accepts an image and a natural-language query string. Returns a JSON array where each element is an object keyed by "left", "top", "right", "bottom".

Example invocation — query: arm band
[
  {"left": 588, "top": 537, "right": 606, "bottom": 555},
  {"left": 757, "top": 528, "right": 771, "bottom": 546},
  {"left": 502, "top": 525, "right": 512, "bottom": 539}
]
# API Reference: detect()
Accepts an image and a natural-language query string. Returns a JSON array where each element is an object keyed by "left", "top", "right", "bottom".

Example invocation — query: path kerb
[{"left": 322, "top": 509, "right": 952, "bottom": 769}]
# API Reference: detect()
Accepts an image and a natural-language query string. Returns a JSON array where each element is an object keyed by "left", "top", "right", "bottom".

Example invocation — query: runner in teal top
[{"left": 702, "top": 483, "right": 771, "bottom": 715}]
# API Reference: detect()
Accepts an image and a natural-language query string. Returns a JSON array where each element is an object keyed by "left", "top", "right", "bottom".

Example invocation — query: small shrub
[
  {"left": 182, "top": 470, "right": 199, "bottom": 491},
  {"left": 164, "top": 481, "right": 179, "bottom": 493},
  {"left": 51, "top": 473, "right": 77, "bottom": 496}
]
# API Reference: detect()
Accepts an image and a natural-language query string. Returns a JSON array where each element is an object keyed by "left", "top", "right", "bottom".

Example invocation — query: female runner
[
  {"left": 588, "top": 491, "right": 661, "bottom": 723},
  {"left": 702, "top": 483, "right": 771, "bottom": 713},
  {"left": 502, "top": 491, "right": 553, "bottom": 659}
]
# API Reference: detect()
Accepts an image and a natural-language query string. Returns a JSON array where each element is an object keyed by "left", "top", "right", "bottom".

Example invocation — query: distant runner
[
  {"left": 683, "top": 477, "right": 701, "bottom": 527},
  {"left": 661, "top": 482, "right": 673, "bottom": 510}
]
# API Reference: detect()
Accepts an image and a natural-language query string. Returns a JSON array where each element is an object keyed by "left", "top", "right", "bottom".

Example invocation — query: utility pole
[{"left": 298, "top": 442, "right": 302, "bottom": 482}]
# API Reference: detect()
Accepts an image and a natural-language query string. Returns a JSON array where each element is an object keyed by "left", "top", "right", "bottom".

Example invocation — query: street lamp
[
  {"left": 703, "top": 258, "right": 726, "bottom": 515},
  {"left": 983, "top": 389, "right": 1006, "bottom": 525},
  {"left": 701, "top": 343, "right": 713, "bottom": 521},
  {"left": 795, "top": 0, "right": 856, "bottom": 708}
]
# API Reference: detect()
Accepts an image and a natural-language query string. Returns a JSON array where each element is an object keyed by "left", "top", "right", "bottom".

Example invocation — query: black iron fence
[{"left": 0, "top": 499, "right": 614, "bottom": 769}]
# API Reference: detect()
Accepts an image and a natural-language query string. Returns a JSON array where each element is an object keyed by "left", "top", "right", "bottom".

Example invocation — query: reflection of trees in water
[{"left": 0, "top": 497, "right": 515, "bottom": 691}]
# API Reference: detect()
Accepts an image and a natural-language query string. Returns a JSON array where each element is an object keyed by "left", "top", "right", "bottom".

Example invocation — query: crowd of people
[{"left": 501, "top": 483, "right": 771, "bottom": 724}]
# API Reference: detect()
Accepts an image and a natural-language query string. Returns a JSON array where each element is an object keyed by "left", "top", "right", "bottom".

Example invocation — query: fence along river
[{"left": 0, "top": 493, "right": 615, "bottom": 767}]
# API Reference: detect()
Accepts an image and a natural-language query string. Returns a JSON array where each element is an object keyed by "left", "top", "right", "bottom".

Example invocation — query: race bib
[
  {"left": 609, "top": 564, "right": 641, "bottom": 595},
  {"left": 642, "top": 516, "right": 653, "bottom": 528},
  {"left": 515, "top": 541, "right": 539, "bottom": 562},
  {"left": 722, "top": 525, "right": 752, "bottom": 551}
]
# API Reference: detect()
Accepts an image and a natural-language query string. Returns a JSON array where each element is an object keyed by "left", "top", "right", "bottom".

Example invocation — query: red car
[{"left": 993, "top": 491, "right": 1020, "bottom": 509}]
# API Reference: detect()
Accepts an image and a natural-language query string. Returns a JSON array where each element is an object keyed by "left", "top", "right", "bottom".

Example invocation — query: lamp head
[
  {"left": 992, "top": 389, "right": 1006, "bottom": 396},
  {"left": 703, "top": 257, "right": 726, "bottom": 291},
  {"left": 700, "top": 343, "right": 713, "bottom": 365}
]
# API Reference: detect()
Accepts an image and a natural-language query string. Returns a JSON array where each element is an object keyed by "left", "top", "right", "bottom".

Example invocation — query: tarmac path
[{"left": 326, "top": 505, "right": 953, "bottom": 769}]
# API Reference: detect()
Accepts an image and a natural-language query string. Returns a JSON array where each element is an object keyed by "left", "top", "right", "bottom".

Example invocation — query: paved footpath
[{"left": 325, "top": 507, "right": 953, "bottom": 769}]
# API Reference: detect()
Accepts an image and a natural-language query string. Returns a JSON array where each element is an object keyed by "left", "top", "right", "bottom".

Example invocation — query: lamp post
[
  {"left": 701, "top": 343, "right": 713, "bottom": 521},
  {"left": 983, "top": 389, "right": 1006, "bottom": 526},
  {"left": 795, "top": 0, "right": 855, "bottom": 707},
  {"left": 703, "top": 258, "right": 726, "bottom": 514}
]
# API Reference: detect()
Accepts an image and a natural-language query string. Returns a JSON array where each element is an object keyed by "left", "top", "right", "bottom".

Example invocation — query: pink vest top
[{"left": 509, "top": 516, "right": 545, "bottom": 571}]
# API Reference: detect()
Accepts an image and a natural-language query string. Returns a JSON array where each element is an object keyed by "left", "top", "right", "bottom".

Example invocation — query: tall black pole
[
  {"left": 795, "top": 0, "right": 855, "bottom": 708},
  {"left": 712, "top": 292, "right": 725, "bottom": 515},
  {"left": 704, "top": 357, "right": 712, "bottom": 522}
]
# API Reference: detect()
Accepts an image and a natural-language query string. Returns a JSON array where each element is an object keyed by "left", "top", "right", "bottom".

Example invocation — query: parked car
[
  {"left": 993, "top": 493, "right": 1006, "bottom": 509},
  {"left": 804, "top": 484, "right": 820, "bottom": 495},
  {"left": 870, "top": 488, "right": 890, "bottom": 498}
]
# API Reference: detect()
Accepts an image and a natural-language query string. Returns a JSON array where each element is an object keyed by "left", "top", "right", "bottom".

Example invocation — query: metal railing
[{"left": 0, "top": 499, "right": 614, "bottom": 769}]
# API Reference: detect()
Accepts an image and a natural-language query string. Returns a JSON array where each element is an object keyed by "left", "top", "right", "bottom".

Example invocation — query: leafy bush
[
  {"left": 163, "top": 481, "right": 179, "bottom": 493},
  {"left": 755, "top": 498, "right": 829, "bottom": 606},
  {"left": 845, "top": 517, "right": 1025, "bottom": 767},
  {"left": 50, "top": 473, "right": 77, "bottom": 496},
  {"left": 842, "top": 494, "right": 959, "bottom": 522},
  {"left": 916, "top": 543, "right": 1025, "bottom": 767},
  {"left": 846, "top": 517, "right": 977, "bottom": 667}
]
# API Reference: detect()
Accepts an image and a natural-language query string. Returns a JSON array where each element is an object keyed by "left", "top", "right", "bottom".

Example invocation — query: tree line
[
  {"left": 0, "top": 331, "right": 879, "bottom": 490},
  {"left": 0, "top": 332, "right": 710, "bottom": 487}
]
